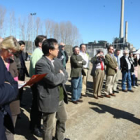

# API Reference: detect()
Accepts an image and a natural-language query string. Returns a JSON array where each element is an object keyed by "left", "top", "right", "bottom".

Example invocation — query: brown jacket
[
  {"left": 9, "top": 59, "right": 20, "bottom": 115},
  {"left": 70, "top": 54, "right": 86, "bottom": 78},
  {"left": 105, "top": 54, "right": 118, "bottom": 76}
]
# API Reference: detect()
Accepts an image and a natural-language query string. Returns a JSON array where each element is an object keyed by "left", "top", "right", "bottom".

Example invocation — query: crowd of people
[{"left": 0, "top": 35, "right": 140, "bottom": 140}]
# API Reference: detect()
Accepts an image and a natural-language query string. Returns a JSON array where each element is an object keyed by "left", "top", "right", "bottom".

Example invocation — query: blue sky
[{"left": 0, "top": 0, "right": 140, "bottom": 48}]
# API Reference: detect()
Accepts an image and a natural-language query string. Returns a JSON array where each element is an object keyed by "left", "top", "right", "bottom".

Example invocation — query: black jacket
[
  {"left": 120, "top": 56, "right": 134, "bottom": 72},
  {"left": 0, "top": 57, "right": 18, "bottom": 140}
]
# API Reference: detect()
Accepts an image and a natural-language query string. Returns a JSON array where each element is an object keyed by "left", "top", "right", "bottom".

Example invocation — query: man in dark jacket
[
  {"left": 0, "top": 56, "right": 18, "bottom": 140},
  {"left": 120, "top": 50, "right": 134, "bottom": 92},
  {"left": 35, "top": 39, "right": 69, "bottom": 140},
  {"left": 57, "top": 43, "right": 68, "bottom": 69},
  {"left": 17, "top": 41, "right": 29, "bottom": 105},
  {"left": 70, "top": 46, "right": 86, "bottom": 104}
]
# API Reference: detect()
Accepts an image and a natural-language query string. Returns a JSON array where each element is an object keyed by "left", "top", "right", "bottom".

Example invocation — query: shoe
[
  {"left": 82, "top": 94, "right": 87, "bottom": 97},
  {"left": 64, "top": 138, "right": 70, "bottom": 140},
  {"left": 77, "top": 99, "right": 83, "bottom": 102},
  {"left": 98, "top": 95, "right": 103, "bottom": 98},
  {"left": 31, "top": 128, "right": 43, "bottom": 137},
  {"left": 72, "top": 101, "right": 78, "bottom": 104},
  {"left": 113, "top": 90, "right": 119, "bottom": 93},
  {"left": 133, "top": 86, "right": 137, "bottom": 88},
  {"left": 122, "top": 89, "right": 127, "bottom": 92},
  {"left": 105, "top": 95, "right": 110, "bottom": 98},
  {"left": 93, "top": 95, "right": 98, "bottom": 99},
  {"left": 109, "top": 93, "right": 116, "bottom": 96},
  {"left": 128, "top": 90, "right": 134, "bottom": 92}
]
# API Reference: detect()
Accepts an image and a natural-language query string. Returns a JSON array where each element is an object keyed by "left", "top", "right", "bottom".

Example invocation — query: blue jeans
[
  {"left": 131, "top": 74, "right": 135, "bottom": 86},
  {"left": 71, "top": 76, "right": 82, "bottom": 101},
  {"left": 122, "top": 70, "right": 131, "bottom": 90}
]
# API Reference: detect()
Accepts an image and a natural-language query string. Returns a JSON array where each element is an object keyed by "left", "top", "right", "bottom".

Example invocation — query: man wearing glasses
[{"left": 104, "top": 45, "right": 118, "bottom": 98}]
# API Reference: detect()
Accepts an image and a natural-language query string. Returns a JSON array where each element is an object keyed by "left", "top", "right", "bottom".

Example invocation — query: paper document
[{"left": 18, "top": 73, "right": 47, "bottom": 89}]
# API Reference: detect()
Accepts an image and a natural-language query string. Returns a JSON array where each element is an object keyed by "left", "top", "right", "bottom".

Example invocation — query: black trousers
[
  {"left": 18, "top": 68, "right": 26, "bottom": 102},
  {"left": 30, "top": 84, "right": 42, "bottom": 130}
]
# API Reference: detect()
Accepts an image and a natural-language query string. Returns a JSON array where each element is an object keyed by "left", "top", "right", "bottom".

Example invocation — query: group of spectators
[
  {"left": 0, "top": 36, "right": 29, "bottom": 140},
  {"left": 0, "top": 35, "right": 140, "bottom": 140}
]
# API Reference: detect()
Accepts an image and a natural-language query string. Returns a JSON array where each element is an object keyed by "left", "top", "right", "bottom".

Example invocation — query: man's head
[
  {"left": 80, "top": 44, "right": 86, "bottom": 53},
  {"left": 42, "top": 38, "right": 59, "bottom": 59},
  {"left": 115, "top": 49, "right": 120, "bottom": 56},
  {"left": 123, "top": 50, "right": 129, "bottom": 57},
  {"left": 97, "top": 49, "right": 104, "bottom": 57},
  {"left": 129, "top": 52, "right": 133, "bottom": 57},
  {"left": 18, "top": 41, "right": 25, "bottom": 51},
  {"left": 73, "top": 46, "right": 80, "bottom": 55},
  {"left": 59, "top": 42, "right": 65, "bottom": 50},
  {"left": 35, "top": 35, "right": 47, "bottom": 48},
  {"left": 108, "top": 45, "right": 114, "bottom": 54}
]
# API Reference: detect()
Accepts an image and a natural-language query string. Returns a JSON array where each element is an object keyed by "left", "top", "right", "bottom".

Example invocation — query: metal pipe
[
  {"left": 119, "top": 0, "right": 124, "bottom": 38},
  {"left": 125, "top": 21, "right": 128, "bottom": 42}
]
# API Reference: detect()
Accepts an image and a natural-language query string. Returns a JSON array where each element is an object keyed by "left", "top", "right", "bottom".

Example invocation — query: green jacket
[
  {"left": 105, "top": 53, "right": 118, "bottom": 76},
  {"left": 70, "top": 54, "right": 86, "bottom": 78},
  {"left": 29, "top": 48, "right": 43, "bottom": 77}
]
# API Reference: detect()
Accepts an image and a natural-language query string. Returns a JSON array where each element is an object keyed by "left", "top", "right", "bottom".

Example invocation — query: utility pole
[{"left": 30, "top": 13, "right": 36, "bottom": 53}]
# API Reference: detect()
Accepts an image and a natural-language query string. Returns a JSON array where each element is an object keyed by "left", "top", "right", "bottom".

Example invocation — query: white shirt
[
  {"left": 125, "top": 57, "right": 131, "bottom": 70},
  {"left": 79, "top": 51, "right": 89, "bottom": 68},
  {"left": 46, "top": 57, "right": 64, "bottom": 75},
  {"left": 46, "top": 56, "right": 54, "bottom": 67},
  {"left": 114, "top": 55, "right": 121, "bottom": 69},
  {"left": 96, "top": 61, "right": 104, "bottom": 69}
]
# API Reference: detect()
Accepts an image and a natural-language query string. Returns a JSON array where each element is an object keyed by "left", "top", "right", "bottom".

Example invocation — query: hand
[
  {"left": 59, "top": 70, "right": 64, "bottom": 75},
  {"left": 78, "top": 61, "right": 82, "bottom": 63},
  {"left": 18, "top": 80, "right": 25, "bottom": 84},
  {"left": 116, "top": 67, "right": 118, "bottom": 71},
  {"left": 101, "top": 55, "right": 105, "bottom": 58},
  {"left": 5, "top": 81, "right": 11, "bottom": 85}
]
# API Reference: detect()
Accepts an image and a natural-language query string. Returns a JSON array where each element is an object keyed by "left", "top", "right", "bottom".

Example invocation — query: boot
[{"left": 135, "top": 77, "right": 138, "bottom": 86}]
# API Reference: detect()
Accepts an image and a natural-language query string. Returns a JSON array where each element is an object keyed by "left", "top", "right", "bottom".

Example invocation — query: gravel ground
[{"left": 15, "top": 62, "right": 140, "bottom": 140}]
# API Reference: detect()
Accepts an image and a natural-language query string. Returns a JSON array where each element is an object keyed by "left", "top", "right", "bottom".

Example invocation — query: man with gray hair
[
  {"left": 113, "top": 49, "right": 121, "bottom": 93},
  {"left": 120, "top": 50, "right": 134, "bottom": 92},
  {"left": 79, "top": 44, "right": 89, "bottom": 97},
  {"left": 57, "top": 42, "right": 68, "bottom": 69}
]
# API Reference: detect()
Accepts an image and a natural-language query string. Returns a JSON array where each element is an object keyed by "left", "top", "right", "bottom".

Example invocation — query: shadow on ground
[
  {"left": 15, "top": 109, "right": 38, "bottom": 140},
  {"left": 89, "top": 102, "right": 140, "bottom": 125},
  {"left": 15, "top": 87, "right": 38, "bottom": 140}
]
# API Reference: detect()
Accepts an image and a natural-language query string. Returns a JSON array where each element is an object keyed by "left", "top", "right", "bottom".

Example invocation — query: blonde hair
[{"left": 0, "top": 36, "right": 20, "bottom": 51}]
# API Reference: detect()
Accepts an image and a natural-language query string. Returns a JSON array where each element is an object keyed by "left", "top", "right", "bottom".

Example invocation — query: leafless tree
[
  {"left": 53, "top": 23, "right": 60, "bottom": 42},
  {"left": 18, "top": 17, "right": 26, "bottom": 40},
  {"left": 0, "top": 5, "right": 6, "bottom": 37},
  {"left": 0, "top": 6, "right": 82, "bottom": 51},
  {"left": 9, "top": 11, "right": 16, "bottom": 37}
]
